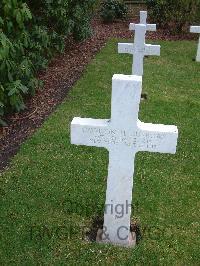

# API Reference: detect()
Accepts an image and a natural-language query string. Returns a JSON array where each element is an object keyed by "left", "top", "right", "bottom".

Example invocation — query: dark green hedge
[
  {"left": 100, "top": 0, "right": 128, "bottom": 23},
  {"left": 147, "top": 0, "right": 200, "bottom": 33},
  {"left": 0, "top": 0, "right": 97, "bottom": 125}
]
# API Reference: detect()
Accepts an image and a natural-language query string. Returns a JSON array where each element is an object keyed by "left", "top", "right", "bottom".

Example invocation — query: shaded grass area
[{"left": 0, "top": 40, "right": 200, "bottom": 265}]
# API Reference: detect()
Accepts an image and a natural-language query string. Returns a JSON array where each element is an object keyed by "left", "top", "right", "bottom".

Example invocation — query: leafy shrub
[
  {"left": 0, "top": 0, "right": 97, "bottom": 125},
  {"left": 147, "top": 0, "right": 200, "bottom": 33},
  {"left": 70, "top": 2, "right": 94, "bottom": 41},
  {"left": 100, "top": 0, "right": 127, "bottom": 23}
]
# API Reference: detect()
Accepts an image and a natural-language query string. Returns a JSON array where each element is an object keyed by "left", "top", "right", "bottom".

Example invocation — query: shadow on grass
[{"left": 85, "top": 216, "right": 142, "bottom": 245}]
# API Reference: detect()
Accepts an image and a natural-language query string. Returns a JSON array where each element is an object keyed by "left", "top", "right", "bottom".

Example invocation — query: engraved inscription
[
  {"left": 119, "top": 44, "right": 134, "bottom": 54},
  {"left": 82, "top": 127, "right": 166, "bottom": 149},
  {"left": 136, "top": 46, "right": 145, "bottom": 53}
]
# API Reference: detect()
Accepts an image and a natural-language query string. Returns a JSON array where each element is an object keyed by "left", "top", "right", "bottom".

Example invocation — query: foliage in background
[
  {"left": 0, "top": 40, "right": 200, "bottom": 264},
  {"left": 147, "top": 0, "right": 200, "bottom": 33},
  {"left": 0, "top": 0, "right": 97, "bottom": 125},
  {"left": 100, "top": 0, "right": 127, "bottom": 23}
]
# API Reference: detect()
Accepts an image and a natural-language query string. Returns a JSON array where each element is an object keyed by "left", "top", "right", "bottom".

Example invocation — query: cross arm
[
  {"left": 137, "top": 121, "right": 178, "bottom": 154},
  {"left": 118, "top": 43, "right": 160, "bottom": 56},
  {"left": 146, "top": 24, "right": 157, "bottom": 31},
  {"left": 71, "top": 118, "right": 110, "bottom": 148},
  {"left": 190, "top": 26, "right": 200, "bottom": 33},
  {"left": 145, "top": 44, "right": 160, "bottom": 56},
  {"left": 129, "top": 23, "right": 156, "bottom": 32},
  {"left": 118, "top": 43, "right": 134, "bottom": 54}
]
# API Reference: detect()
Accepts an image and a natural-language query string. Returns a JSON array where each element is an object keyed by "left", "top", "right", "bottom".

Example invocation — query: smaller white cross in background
[
  {"left": 118, "top": 24, "right": 160, "bottom": 75},
  {"left": 129, "top": 11, "right": 156, "bottom": 32},
  {"left": 190, "top": 26, "right": 200, "bottom": 62}
]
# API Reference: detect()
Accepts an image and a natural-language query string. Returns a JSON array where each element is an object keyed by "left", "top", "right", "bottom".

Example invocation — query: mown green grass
[{"left": 0, "top": 39, "right": 200, "bottom": 265}]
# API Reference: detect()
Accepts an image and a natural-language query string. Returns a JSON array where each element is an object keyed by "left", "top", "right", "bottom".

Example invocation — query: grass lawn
[{"left": 0, "top": 39, "right": 200, "bottom": 265}]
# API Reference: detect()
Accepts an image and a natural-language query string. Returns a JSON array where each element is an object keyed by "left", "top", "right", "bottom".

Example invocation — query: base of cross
[{"left": 96, "top": 229, "right": 137, "bottom": 248}]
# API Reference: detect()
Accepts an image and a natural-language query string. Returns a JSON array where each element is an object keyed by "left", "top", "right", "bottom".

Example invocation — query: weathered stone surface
[{"left": 71, "top": 74, "right": 178, "bottom": 247}]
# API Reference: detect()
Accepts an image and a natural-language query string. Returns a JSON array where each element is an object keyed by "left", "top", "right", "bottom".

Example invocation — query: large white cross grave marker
[
  {"left": 118, "top": 24, "right": 160, "bottom": 75},
  {"left": 71, "top": 75, "right": 178, "bottom": 247},
  {"left": 129, "top": 11, "right": 157, "bottom": 32},
  {"left": 190, "top": 26, "right": 200, "bottom": 62}
]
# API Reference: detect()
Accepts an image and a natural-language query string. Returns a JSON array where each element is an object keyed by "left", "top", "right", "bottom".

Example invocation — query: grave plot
[{"left": 0, "top": 40, "right": 199, "bottom": 264}]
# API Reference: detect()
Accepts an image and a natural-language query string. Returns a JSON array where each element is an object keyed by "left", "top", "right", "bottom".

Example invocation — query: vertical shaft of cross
[
  {"left": 103, "top": 149, "right": 135, "bottom": 245},
  {"left": 140, "top": 11, "right": 147, "bottom": 24},
  {"left": 133, "top": 25, "right": 146, "bottom": 76},
  {"left": 197, "top": 36, "right": 200, "bottom": 62},
  {"left": 102, "top": 75, "right": 142, "bottom": 245},
  {"left": 111, "top": 75, "right": 142, "bottom": 129}
]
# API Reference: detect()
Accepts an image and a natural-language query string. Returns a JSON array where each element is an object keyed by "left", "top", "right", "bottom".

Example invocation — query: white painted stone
[
  {"left": 71, "top": 74, "right": 178, "bottom": 247},
  {"left": 118, "top": 43, "right": 134, "bottom": 55},
  {"left": 118, "top": 24, "right": 160, "bottom": 75},
  {"left": 190, "top": 26, "right": 200, "bottom": 62},
  {"left": 119, "top": 10, "right": 160, "bottom": 75},
  {"left": 190, "top": 26, "right": 200, "bottom": 33},
  {"left": 118, "top": 43, "right": 160, "bottom": 56},
  {"left": 129, "top": 11, "right": 156, "bottom": 32}
]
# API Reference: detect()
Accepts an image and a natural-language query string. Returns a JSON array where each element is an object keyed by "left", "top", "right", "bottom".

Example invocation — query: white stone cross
[
  {"left": 190, "top": 26, "right": 200, "bottom": 62},
  {"left": 129, "top": 11, "right": 156, "bottom": 32},
  {"left": 71, "top": 74, "right": 178, "bottom": 247},
  {"left": 118, "top": 24, "right": 160, "bottom": 75}
]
